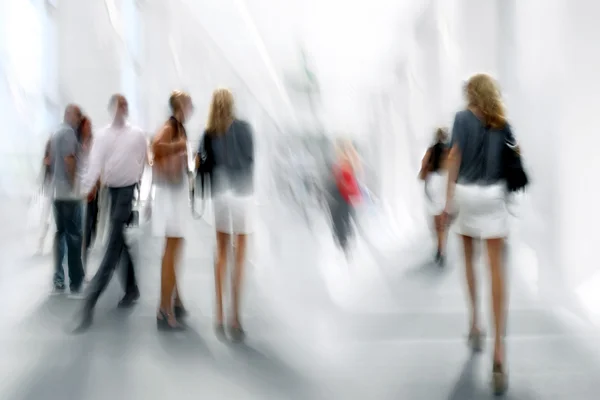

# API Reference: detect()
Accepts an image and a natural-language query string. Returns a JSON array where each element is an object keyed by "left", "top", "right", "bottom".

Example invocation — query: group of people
[
  {"left": 420, "top": 73, "right": 524, "bottom": 395},
  {"left": 41, "top": 72, "right": 521, "bottom": 395},
  {"left": 43, "top": 88, "right": 255, "bottom": 342}
]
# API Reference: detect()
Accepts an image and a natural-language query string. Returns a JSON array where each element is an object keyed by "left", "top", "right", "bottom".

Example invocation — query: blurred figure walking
[
  {"left": 48, "top": 105, "right": 86, "bottom": 297},
  {"left": 198, "top": 88, "right": 255, "bottom": 341},
  {"left": 75, "top": 94, "right": 146, "bottom": 332},
  {"left": 152, "top": 91, "right": 193, "bottom": 331},
  {"left": 419, "top": 127, "right": 449, "bottom": 266},
  {"left": 444, "top": 74, "right": 517, "bottom": 395}
]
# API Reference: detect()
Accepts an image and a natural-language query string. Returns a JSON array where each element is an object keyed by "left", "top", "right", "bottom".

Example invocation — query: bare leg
[
  {"left": 231, "top": 234, "right": 247, "bottom": 328},
  {"left": 486, "top": 237, "right": 506, "bottom": 363},
  {"left": 214, "top": 232, "right": 229, "bottom": 326},
  {"left": 437, "top": 215, "right": 448, "bottom": 256},
  {"left": 158, "top": 238, "right": 179, "bottom": 327},
  {"left": 461, "top": 235, "right": 479, "bottom": 332},
  {"left": 172, "top": 237, "right": 185, "bottom": 309}
]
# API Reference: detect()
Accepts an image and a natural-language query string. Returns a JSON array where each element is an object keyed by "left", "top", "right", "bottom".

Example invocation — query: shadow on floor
[
  {"left": 225, "top": 340, "right": 318, "bottom": 399},
  {"left": 3, "top": 300, "right": 95, "bottom": 400},
  {"left": 446, "top": 355, "right": 537, "bottom": 400},
  {"left": 155, "top": 321, "right": 214, "bottom": 361}
]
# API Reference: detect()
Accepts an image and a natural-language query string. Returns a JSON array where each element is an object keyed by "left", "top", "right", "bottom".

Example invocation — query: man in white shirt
[{"left": 75, "top": 94, "right": 148, "bottom": 332}]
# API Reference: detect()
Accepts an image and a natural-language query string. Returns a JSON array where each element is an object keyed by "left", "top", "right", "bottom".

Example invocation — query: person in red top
[
  {"left": 330, "top": 140, "right": 361, "bottom": 256},
  {"left": 334, "top": 159, "right": 361, "bottom": 204}
]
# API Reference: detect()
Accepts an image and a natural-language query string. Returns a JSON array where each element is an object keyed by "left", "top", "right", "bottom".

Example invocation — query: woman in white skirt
[
  {"left": 151, "top": 91, "right": 193, "bottom": 331},
  {"left": 419, "top": 127, "right": 449, "bottom": 266},
  {"left": 443, "top": 74, "right": 518, "bottom": 395},
  {"left": 196, "top": 88, "right": 254, "bottom": 341}
]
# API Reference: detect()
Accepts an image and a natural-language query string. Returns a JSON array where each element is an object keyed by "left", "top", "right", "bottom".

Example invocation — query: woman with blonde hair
[
  {"left": 196, "top": 88, "right": 254, "bottom": 341},
  {"left": 152, "top": 90, "right": 193, "bottom": 331},
  {"left": 443, "top": 74, "right": 517, "bottom": 395}
]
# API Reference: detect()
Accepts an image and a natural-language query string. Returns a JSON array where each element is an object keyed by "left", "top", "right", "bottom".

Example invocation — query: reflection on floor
[{"left": 2, "top": 202, "right": 600, "bottom": 399}]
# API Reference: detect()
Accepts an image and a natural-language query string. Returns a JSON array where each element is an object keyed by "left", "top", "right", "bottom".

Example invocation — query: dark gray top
[
  {"left": 50, "top": 123, "right": 81, "bottom": 199},
  {"left": 210, "top": 119, "right": 254, "bottom": 196},
  {"left": 450, "top": 109, "right": 516, "bottom": 185}
]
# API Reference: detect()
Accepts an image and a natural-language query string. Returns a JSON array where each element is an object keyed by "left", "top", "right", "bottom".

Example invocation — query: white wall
[
  {"left": 0, "top": 0, "right": 51, "bottom": 197},
  {"left": 557, "top": 1, "right": 600, "bottom": 320},
  {"left": 57, "top": 0, "right": 122, "bottom": 128}
]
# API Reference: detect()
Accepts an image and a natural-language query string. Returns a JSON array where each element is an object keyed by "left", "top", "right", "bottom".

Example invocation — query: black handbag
[
  {"left": 196, "top": 133, "right": 214, "bottom": 198},
  {"left": 502, "top": 132, "right": 529, "bottom": 192}
]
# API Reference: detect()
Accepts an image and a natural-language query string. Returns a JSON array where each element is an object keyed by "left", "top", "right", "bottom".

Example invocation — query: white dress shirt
[{"left": 81, "top": 123, "right": 147, "bottom": 194}]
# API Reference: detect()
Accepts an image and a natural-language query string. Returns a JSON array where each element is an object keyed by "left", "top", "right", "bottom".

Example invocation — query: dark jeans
[
  {"left": 83, "top": 195, "right": 99, "bottom": 268},
  {"left": 85, "top": 185, "right": 139, "bottom": 311},
  {"left": 329, "top": 189, "right": 355, "bottom": 252},
  {"left": 53, "top": 200, "right": 85, "bottom": 291}
]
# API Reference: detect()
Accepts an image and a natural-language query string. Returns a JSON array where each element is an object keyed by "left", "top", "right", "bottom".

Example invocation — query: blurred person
[
  {"left": 152, "top": 91, "right": 193, "bottom": 331},
  {"left": 75, "top": 94, "right": 146, "bottom": 332},
  {"left": 419, "top": 127, "right": 449, "bottom": 266},
  {"left": 37, "top": 137, "right": 62, "bottom": 254},
  {"left": 329, "top": 139, "right": 361, "bottom": 258},
  {"left": 76, "top": 116, "right": 100, "bottom": 275},
  {"left": 49, "top": 104, "right": 86, "bottom": 297},
  {"left": 196, "top": 88, "right": 254, "bottom": 341},
  {"left": 443, "top": 74, "right": 516, "bottom": 395}
]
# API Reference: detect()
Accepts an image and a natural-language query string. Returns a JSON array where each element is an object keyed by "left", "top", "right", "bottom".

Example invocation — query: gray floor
[{"left": 2, "top": 202, "right": 600, "bottom": 399}]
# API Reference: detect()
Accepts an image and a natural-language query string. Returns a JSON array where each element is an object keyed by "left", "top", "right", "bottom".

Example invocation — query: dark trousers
[
  {"left": 53, "top": 200, "right": 85, "bottom": 291},
  {"left": 329, "top": 190, "right": 355, "bottom": 252},
  {"left": 83, "top": 195, "right": 99, "bottom": 268},
  {"left": 85, "top": 185, "right": 138, "bottom": 311}
]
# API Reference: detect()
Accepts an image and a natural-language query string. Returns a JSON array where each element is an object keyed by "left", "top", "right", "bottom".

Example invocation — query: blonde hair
[
  {"left": 465, "top": 74, "right": 506, "bottom": 129},
  {"left": 206, "top": 88, "right": 234, "bottom": 135},
  {"left": 169, "top": 90, "right": 191, "bottom": 116}
]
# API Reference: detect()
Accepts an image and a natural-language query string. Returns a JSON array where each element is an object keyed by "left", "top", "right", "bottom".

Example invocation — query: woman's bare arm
[
  {"left": 444, "top": 144, "right": 461, "bottom": 211},
  {"left": 418, "top": 149, "right": 432, "bottom": 180},
  {"left": 151, "top": 125, "right": 186, "bottom": 158}
]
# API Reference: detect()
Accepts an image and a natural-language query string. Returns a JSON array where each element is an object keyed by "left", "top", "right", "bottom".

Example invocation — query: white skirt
[
  {"left": 454, "top": 183, "right": 508, "bottom": 239},
  {"left": 152, "top": 182, "right": 190, "bottom": 238},
  {"left": 425, "top": 171, "right": 448, "bottom": 216},
  {"left": 213, "top": 192, "right": 255, "bottom": 235}
]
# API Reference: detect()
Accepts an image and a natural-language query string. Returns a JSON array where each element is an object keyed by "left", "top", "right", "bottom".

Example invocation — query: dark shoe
[
  {"left": 51, "top": 283, "right": 66, "bottom": 295},
  {"left": 73, "top": 309, "right": 93, "bottom": 333},
  {"left": 156, "top": 310, "right": 184, "bottom": 332},
  {"left": 435, "top": 250, "right": 445, "bottom": 266},
  {"left": 215, "top": 323, "right": 226, "bottom": 341},
  {"left": 492, "top": 361, "right": 508, "bottom": 396},
  {"left": 118, "top": 290, "right": 140, "bottom": 308},
  {"left": 437, "top": 254, "right": 446, "bottom": 267},
  {"left": 229, "top": 325, "right": 246, "bottom": 343},
  {"left": 468, "top": 330, "right": 485, "bottom": 353},
  {"left": 68, "top": 288, "right": 86, "bottom": 300},
  {"left": 174, "top": 305, "right": 188, "bottom": 320}
]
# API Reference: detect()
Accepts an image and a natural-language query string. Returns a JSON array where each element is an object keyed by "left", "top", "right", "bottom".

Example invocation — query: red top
[{"left": 334, "top": 162, "right": 360, "bottom": 204}]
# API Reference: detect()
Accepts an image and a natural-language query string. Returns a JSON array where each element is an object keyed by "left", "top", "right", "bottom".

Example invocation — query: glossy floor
[{"left": 1, "top": 201, "right": 599, "bottom": 399}]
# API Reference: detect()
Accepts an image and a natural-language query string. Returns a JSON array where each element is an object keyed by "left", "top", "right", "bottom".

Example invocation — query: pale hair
[
  {"left": 206, "top": 88, "right": 234, "bottom": 135},
  {"left": 335, "top": 138, "right": 360, "bottom": 168},
  {"left": 169, "top": 90, "right": 191, "bottom": 116},
  {"left": 465, "top": 74, "right": 506, "bottom": 129}
]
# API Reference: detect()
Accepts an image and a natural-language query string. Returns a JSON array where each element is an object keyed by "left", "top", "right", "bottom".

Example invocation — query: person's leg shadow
[
  {"left": 447, "top": 355, "right": 537, "bottom": 400},
  {"left": 227, "top": 341, "right": 318, "bottom": 400},
  {"left": 447, "top": 356, "right": 481, "bottom": 400}
]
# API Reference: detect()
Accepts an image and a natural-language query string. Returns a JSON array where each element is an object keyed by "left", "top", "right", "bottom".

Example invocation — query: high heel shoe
[
  {"left": 174, "top": 305, "right": 188, "bottom": 320},
  {"left": 492, "top": 361, "right": 508, "bottom": 396},
  {"left": 156, "top": 309, "right": 184, "bottom": 332},
  {"left": 229, "top": 325, "right": 246, "bottom": 343},
  {"left": 468, "top": 330, "right": 485, "bottom": 353},
  {"left": 214, "top": 323, "right": 226, "bottom": 341}
]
